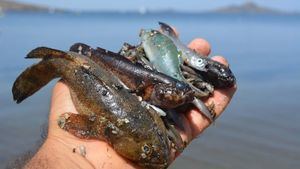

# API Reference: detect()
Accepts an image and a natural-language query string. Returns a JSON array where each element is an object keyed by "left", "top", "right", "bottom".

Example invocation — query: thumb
[{"left": 48, "top": 81, "right": 78, "bottom": 134}]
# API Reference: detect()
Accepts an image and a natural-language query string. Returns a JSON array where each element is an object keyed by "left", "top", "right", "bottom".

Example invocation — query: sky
[{"left": 16, "top": 0, "right": 300, "bottom": 12}]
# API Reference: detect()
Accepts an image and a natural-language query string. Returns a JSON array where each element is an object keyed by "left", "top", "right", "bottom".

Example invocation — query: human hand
[{"left": 25, "top": 35, "right": 236, "bottom": 169}]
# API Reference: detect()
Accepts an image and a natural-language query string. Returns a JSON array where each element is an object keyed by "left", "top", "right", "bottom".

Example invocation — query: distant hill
[
  {"left": 214, "top": 2, "right": 284, "bottom": 14},
  {"left": 0, "top": 0, "right": 61, "bottom": 12},
  {"left": 0, "top": 0, "right": 297, "bottom": 15}
]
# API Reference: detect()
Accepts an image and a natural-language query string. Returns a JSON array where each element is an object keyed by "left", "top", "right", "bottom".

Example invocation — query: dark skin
[{"left": 24, "top": 33, "right": 237, "bottom": 169}]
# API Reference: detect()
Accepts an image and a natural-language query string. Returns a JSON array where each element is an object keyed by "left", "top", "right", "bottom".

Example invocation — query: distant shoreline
[
  {"left": 0, "top": 0, "right": 64, "bottom": 13},
  {"left": 2, "top": 10, "right": 300, "bottom": 17},
  {"left": 0, "top": 0, "right": 299, "bottom": 15}
]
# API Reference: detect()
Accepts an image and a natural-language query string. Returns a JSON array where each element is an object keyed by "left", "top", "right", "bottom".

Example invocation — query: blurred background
[{"left": 0, "top": 0, "right": 300, "bottom": 168}]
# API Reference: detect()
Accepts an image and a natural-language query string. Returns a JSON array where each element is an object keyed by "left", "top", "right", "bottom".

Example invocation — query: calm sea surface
[{"left": 0, "top": 12, "right": 300, "bottom": 169}]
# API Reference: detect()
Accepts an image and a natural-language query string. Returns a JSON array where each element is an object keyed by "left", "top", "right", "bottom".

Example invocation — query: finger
[
  {"left": 176, "top": 114, "right": 193, "bottom": 144},
  {"left": 186, "top": 85, "right": 237, "bottom": 138},
  {"left": 212, "top": 55, "right": 229, "bottom": 66},
  {"left": 208, "top": 55, "right": 235, "bottom": 116},
  {"left": 170, "top": 113, "right": 192, "bottom": 159},
  {"left": 188, "top": 38, "right": 211, "bottom": 56},
  {"left": 185, "top": 55, "right": 237, "bottom": 138},
  {"left": 205, "top": 55, "right": 236, "bottom": 117},
  {"left": 49, "top": 81, "right": 77, "bottom": 128}
]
